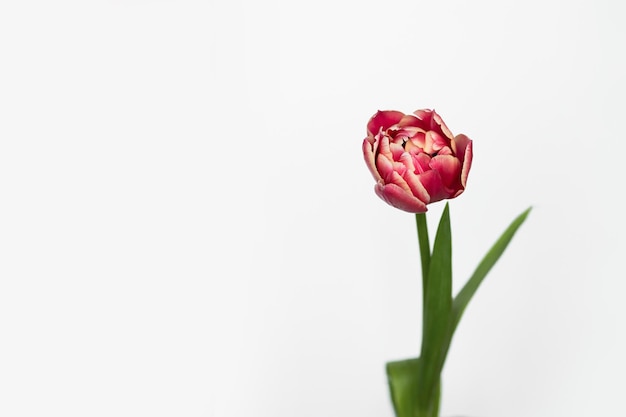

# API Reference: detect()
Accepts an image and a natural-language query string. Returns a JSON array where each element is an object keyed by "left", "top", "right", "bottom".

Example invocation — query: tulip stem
[{"left": 415, "top": 213, "right": 431, "bottom": 293}]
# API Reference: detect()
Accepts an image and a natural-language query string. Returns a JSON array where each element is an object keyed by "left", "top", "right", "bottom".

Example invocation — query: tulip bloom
[{"left": 362, "top": 109, "right": 473, "bottom": 213}]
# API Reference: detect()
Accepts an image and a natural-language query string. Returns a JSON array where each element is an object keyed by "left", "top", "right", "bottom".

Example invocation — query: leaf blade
[
  {"left": 418, "top": 203, "right": 452, "bottom": 407},
  {"left": 451, "top": 206, "right": 532, "bottom": 332},
  {"left": 387, "top": 357, "right": 441, "bottom": 417},
  {"left": 386, "top": 358, "right": 420, "bottom": 417}
]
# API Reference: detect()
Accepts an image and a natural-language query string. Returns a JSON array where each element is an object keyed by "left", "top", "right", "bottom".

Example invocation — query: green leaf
[
  {"left": 418, "top": 203, "right": 452, "bottom": 409},
  {"left": 451, "top": 206, "right": 532, "bottom": 333},
  {"left": 387, "top": 358, "right": 420, "bottom": 417},
  {"left": 387, "top": 358, "right": 440, "bottom": 417}
]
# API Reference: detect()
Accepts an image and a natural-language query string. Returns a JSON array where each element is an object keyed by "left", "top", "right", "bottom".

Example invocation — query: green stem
[{"left": 415, "top": 213, "right": 431, "bottom": 295}]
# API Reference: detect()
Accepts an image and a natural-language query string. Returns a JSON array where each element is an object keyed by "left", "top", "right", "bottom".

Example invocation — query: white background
[{"left": 1, "top": 1, "right": 625, "bottom": 416}]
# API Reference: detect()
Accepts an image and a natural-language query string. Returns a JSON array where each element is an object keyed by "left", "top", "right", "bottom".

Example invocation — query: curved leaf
[{"left": 451, "top": 206, "right": 532, "bottom": 333}]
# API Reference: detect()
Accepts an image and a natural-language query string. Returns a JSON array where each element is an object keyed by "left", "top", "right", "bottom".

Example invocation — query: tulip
[
  {"left": 362, "top": 109, "right": 473, "bottom": 213},
  {"left": 361, "top": 108, "right": 530, "bottom": 417}
]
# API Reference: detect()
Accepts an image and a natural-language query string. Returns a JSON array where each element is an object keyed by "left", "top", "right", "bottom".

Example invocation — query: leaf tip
[{"left": 519, "top": 206, "right": 533, "bottom": 222}]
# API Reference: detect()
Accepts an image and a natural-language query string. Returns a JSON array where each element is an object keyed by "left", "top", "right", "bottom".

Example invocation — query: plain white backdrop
[{"left": 1, "top": 1, "right": 625, "bottom": 416}]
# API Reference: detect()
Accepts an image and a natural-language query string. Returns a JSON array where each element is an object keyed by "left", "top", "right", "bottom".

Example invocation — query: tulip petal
[
  {"left": 453, "top": 134, "right": 472, "bottom": 162},
  {"left": 404, "top": 172, "right": 432, "bottom": 205},
  {"left": 362, "top": 139, "right": 382, "bottom": 182},
  {"left": 376, "top": 152, "right": 396, "bottom": 183},
  {"left": 417, "top": 170, "right": 448, "bottom": 203},
  {"left": 398, "top": 114, "right": 421, "bottom": 128},
  {"left": 413, "top": 152, "right": 431, "bottom": 174},
  {"left": 377, "top": 135, "right": 393, "bottom": 160},
  {"left": 458, "top": 137, "right": 473, "bottom": 188},
  {"left": 377, "top": 154, "right": 412, "bottom": 193},
  {"left": 432, "top": 110, "right": 454, "bottom": 140},
  {"left": 413, "top": 109, "right": 434, "bottom": 126},
  {"left": 430, "top": 155, "right": 462, "bottom": 190},
  {"left": 389, "top": 141, "right": 405, "bottom": 161},
  {"left": 400, "top": 153, "right": 431, "bottom": 204},
  {"left": 375, "top": 182, "right": 428, "bottom": 213},
  {"left": 394, "top": 126, "right": 423, "bottom": 142},
  {"left": 367, "top": 110, "right": 405, "bottom": 136},
  {"left": 428, "top": 131, "right": 449, "bottom": 153},
  {"left": 411, "top": 131, "right": 427, "bottom": 149}
]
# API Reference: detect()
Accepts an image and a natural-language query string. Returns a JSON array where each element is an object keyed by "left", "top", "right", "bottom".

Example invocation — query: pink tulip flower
[{"left": 363, "top": 109, "right": 473, "bottom": 213}]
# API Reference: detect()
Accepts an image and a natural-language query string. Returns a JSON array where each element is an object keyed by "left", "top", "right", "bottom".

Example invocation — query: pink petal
[
  {"left": 459, "top": 137, "right": 473, "bottom": 188},
  {"left": 392, "top": 160, "right": 407, "bottom": 177},
  {"left": 362, "top": 138, "right": 382, "bottom": 182},
  {"left": 454, "top": 134, "right": 472, "bottom": 163},
  {"left": 432, "top": 110, "right": 454, "bottom": 140},
  {"left": 422, "top": 131, "right": 433, "bottom": 154},
  {"left": 413, "top": 152, "right": 431, "bottom": 174},
  {"left": 428, "top": 131, "right": 449, "bottom": 152},
  {"left": 377, "top": 135, "right": 393, "bottom": 160},
  {"left": 389, "top": 170, "right": 412, "bottom": 192},
  {"left": 376, "top": 152, "right": 396, "bottom": 183},
  {"left": 417, "top": 170, "right": 448, "bottom": 203},
  {"left": 367, "top": 110, "right": 405, "bottom": 136},
  {"left": 437, "top": 146, "right": 453, "bottom": 156},
  {"left": 398, "top": 114, "right": 421, "bottom": 128},
  {"left": 400, "top": 154, "right": 431, "bottom": 204},
  {"left": 375, "top": 182, "right": 428, "bottom": 213},
  {"left": 451, "top": 188, "right": 465, "bottom": 198},
  {"left": 394, "top": 126, "right": 422, "bottom": 142},
  {"left": 376, "top": 155, "right": 412, "bottom": 195},
  {"left": 389, "top": 141, "right": 405, "bottom": 161},
  {"left": 411, "top": 131, "right": 427, "bottom": 149},
  {"left": 413, "top": 109, "right": 434, "bottom": 127},
  {"left": 430, "top": 154, "right": 462, "bottom": 190}
]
